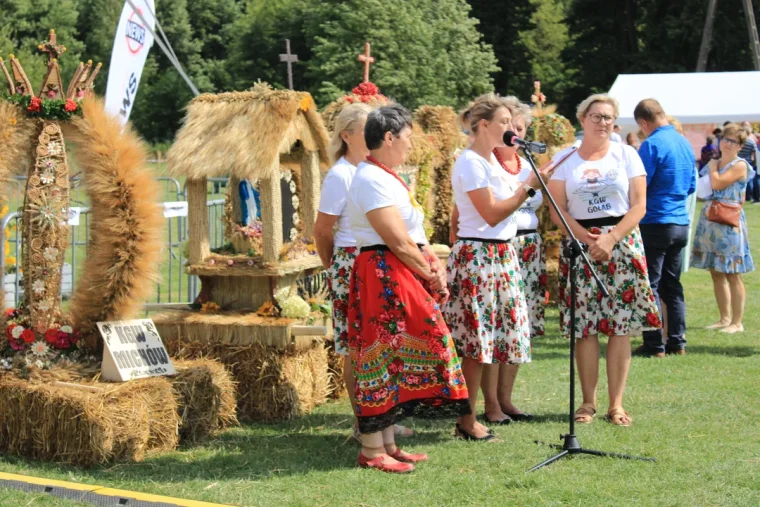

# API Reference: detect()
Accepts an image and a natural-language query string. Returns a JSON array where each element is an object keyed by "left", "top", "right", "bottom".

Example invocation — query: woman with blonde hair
[
  {"left": 691, "top": 123, "right": 754, "bottom": 333},
  {"left": 476, "top": 96, "right": 543, "bottom": 425},
  {"left": 315, "top": 103, "right": 416, "bottom": 440},
  {"left": 547, "top": 93, "right": 660, "bottom": 427},
  {"left": 445, "top": 93, "right": 552, "bottom": 440}
]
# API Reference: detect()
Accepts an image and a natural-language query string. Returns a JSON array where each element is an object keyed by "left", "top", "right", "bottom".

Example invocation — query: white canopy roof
[{"left": 608, "top": 71, "right": 760, "bottom": 126}]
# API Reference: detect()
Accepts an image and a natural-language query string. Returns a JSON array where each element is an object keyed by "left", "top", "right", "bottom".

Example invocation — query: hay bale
[
  {"left": 325, "top": 339, "right": 345, "bottom": 400},
  {"left": 0, "top": 369, "right": 183, "bottom": 466},
  {"left": 165, "top": 337, "right": 330, "bottom": 422},
  {"left": 0, "top": 376, "right": 151, "bottom": 465},
  {"left": 171, "top": 359, "right": 238, "bottom": 442}
]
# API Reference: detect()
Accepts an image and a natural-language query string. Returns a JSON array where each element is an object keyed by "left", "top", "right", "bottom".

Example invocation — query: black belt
[
  {"left": 515, "top": 229, "right": 537, "bottom": 237},
  {"left": 576, "top": 216, "right": 622, "bottom": 228},
  {"left": 458, "top": 237, "right": 509, "bottom": 244},
  {"left": 360, "top": 244, "right": 425, "bottom": 253}
]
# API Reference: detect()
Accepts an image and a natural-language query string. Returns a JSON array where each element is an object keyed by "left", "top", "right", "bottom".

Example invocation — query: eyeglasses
[
  {"left": 588, "top": 113, "right": 616, "bottom": 125},
  {"left": 721, "top": 138, "right": 741, "bottom": 146}
]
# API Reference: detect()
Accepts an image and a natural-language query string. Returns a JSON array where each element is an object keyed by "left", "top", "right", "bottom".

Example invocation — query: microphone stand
[{"left": 520, "top": 146, "right": 655, "bottom": 472}]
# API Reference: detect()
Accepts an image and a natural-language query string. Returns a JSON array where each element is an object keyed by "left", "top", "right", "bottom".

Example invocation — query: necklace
[
  {"left": 366, "top": 155, "right": 424, "bottom": 213},
  {"left": 493, "top": 149, "right": 521, "bottom": 175}
]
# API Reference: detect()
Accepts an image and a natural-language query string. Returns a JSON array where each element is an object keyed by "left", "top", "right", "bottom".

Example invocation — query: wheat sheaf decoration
[{"left": 0, "top": 30, "right": 163, "bottom": 359}]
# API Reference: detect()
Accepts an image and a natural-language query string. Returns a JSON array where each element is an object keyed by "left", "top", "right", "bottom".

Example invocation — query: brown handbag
[{"left": 707, "top": 200, "right": 742, "bottom": 228}]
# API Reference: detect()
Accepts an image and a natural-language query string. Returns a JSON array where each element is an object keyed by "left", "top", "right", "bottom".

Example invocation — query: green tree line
[{"left": 1, "top": 0, "right": 759, "bottom": 145}]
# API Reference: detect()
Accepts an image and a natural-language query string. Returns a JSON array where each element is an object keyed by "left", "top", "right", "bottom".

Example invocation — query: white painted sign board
[{"left": 97, "top": 319, "right": 175, "bottom": 381}]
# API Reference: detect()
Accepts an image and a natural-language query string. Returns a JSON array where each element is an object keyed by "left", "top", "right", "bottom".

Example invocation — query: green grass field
[{"left": 1, "top": 203, "right": 759, "bottom": 507}]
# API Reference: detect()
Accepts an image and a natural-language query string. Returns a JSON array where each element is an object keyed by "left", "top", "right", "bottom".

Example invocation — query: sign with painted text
[
  {"left": 104, "top": 0, "right": 156, "bottom": 124},
  {"left": 97, "top": 319, "right": 175, "bottom": 381}
]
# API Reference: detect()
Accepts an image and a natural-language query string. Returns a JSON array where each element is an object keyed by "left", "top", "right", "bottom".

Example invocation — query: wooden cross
[
  {"left": 38, "top": 29, "right": 65, "bottom": 62},
  {"left": 279, "top": 39, "right": 298, "bottom": 90},
  {"left": 357, "top": 42, "right": 375, "bottom": 83}
]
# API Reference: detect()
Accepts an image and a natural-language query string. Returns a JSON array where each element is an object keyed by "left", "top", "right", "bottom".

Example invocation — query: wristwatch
[{"left": 522, "top": 184, "right": 536, "bottom": 198}]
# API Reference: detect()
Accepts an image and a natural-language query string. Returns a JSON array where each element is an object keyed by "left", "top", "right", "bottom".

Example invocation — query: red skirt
[{"left": 348, "top": 247, "right": 470, "bottom": 434}]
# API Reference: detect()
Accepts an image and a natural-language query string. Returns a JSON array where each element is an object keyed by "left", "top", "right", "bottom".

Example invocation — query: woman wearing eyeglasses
[
  {"left": 691, "top": 123, "right": 754, "bottom": 334},
  {"left": 547, "top": 94, "right": 660, "bottom": 427}
]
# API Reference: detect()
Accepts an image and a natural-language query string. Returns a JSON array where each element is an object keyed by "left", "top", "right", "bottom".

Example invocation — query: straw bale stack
[
  {"left": 162, "top": 334, "right": 330, "bottom": 422},
  {"left": 0, "top": 356, "right": 237, "bottom": 465}
]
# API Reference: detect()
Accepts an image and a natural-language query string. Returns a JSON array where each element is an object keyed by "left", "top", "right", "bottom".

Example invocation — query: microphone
[{"left": 503, "top": 131, "right": 547, "bottom": 154}]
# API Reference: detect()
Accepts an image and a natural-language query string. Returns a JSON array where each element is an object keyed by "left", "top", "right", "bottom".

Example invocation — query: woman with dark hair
[{"left": 346, "top": 104, "right": 470, "bottom": 473}]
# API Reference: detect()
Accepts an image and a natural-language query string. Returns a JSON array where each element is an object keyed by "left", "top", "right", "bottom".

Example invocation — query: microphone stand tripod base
[{"left": 528, "top": 434, "right": 655, "bottom": 472}]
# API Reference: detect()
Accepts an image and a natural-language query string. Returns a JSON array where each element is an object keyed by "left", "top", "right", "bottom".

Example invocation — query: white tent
[{"left": 608, "top": 71, "right": 760, "bottom": 126}]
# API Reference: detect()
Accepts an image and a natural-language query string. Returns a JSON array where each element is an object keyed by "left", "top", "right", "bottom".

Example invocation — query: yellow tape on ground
[{"left": 0, "top": 471, "right": 236, "bottom": 507}]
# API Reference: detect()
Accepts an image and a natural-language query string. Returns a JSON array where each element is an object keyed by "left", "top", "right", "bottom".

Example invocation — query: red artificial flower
[
  {"left": 64, "top": 99, "right": 78, "bottom": 112},
  {"left": 4, "top": 308, "right": 16, "bottom": 318},
  {"left": 352, "top": 81, "right": 379, "bottom": 97},
  {"left": 622, "top": 289, "right": 635, "bottom": 304},
  {"left": 5, "top": 324, "right": 16, "bottom": 339},
  {"left": 27, "top": 97, "right": 42, "bottom": 113},
  {"left": 21, "top": 329, "right": 35, "bottom": 343},
  {"left": 44, "top": 329, "right": 59, "bottom": 344}
]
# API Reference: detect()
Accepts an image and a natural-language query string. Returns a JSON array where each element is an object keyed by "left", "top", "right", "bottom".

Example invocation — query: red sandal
[
  {"left": 388, "top": 448, "right": 428, "bottom": 463},
  {"left": 358, "top": 453, "right": 415, "bottom": 473}
]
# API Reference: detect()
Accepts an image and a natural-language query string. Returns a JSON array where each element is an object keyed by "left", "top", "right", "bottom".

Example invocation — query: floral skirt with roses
[
  {"left": 511, "top": 233, "right": 546, "bottom": 337},
  {"left": 558, "top": 225, "right": 661, "bottom": 339},
  {"left": 327, "top": 246, "right": 357, "bottom": 355},
  {"left": 348, "top": 248, "right": 470, "bottom": 434},
  {"left": 444, "top": 239, "right": 531, "bottom": 365}
]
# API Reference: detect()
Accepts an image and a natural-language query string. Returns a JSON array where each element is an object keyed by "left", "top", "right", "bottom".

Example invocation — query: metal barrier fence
[{"left": 2, "top": 178, "right": 227, "bottom": 310}]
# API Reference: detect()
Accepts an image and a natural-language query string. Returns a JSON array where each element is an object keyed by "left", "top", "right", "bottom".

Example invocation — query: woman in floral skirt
[
  {"left": 691, "top": 123, "right": 754, "bottom": 333},
  {"left": 445, "top": 94, "right": 552, "bottom": 440},
  {"left": 478, "top": 96, "right": 545, "bottom": 426},
  {"left": 346, "top": 105, "right": 469, "bottom": 473},
  {"left": 547, "top": 93, "right": 661, "bottom": 427}
]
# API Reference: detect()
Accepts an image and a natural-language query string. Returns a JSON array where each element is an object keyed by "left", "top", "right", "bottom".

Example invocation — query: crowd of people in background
[{"left": 314, "top": 92, "right": 754, "bottom": 474}]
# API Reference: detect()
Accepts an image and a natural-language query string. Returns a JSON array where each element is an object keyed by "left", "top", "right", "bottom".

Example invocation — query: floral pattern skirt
[
  {"left": 512, "top": 233, "right": 546, "bottom": 337},
  {"left": 327, "top": 246, "right": 357, "bottom": 355},
  {"left": 348, "top": 248, "right": 470, "bottom": 434},
  {"left": 559, "top": 225, "right": 661, "bottom": 339},
  {"left": 444, "top": 239, "right": 531, "bottom": 365}
]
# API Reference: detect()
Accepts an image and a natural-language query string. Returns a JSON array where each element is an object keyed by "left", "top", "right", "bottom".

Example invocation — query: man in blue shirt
[{"left": 632, "top": 99, "right": 696, "bottom": 357}]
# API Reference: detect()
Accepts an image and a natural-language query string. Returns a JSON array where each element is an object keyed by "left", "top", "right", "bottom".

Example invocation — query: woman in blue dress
[{"left": 691, "top": 123, "right": 755, "bottom": 334}]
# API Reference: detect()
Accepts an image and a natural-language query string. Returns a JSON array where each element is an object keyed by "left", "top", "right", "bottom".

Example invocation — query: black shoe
[
  {"left": 632, "top": 345, "right": 665, "bottom": 358},
  {"left": 504, "top": 412, "right": 534, "bottom": 422},
  {"left": 455, "top": 424, "right": 498, "bottom": 441},
  {"left": 481, "top": 413, "right": 512, "bottom": 425}
]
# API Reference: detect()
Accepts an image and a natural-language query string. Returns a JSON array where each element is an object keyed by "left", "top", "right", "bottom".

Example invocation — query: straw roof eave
[{"left": 166, "top": 88, "right": 330, "bottom": 181}]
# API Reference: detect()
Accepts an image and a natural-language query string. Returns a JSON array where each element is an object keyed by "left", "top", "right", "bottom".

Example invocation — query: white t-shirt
[
  {"left": 452, "top": 149, "right": 519, "bottom": 240},
  {"left": 347, "top": 161, "right": 428, "bottom": 247},
  {"left": 317, "top": 157, "right": 357, "bottom": 247},
  {"left": 550, "top": 142, "right": 646, "bottom": 220},
  {"left": 610, "top": 132, "right": 623, "bottom": 143},
  {"left": 515, "top": 157, "right": 543, "bottom": 231}
]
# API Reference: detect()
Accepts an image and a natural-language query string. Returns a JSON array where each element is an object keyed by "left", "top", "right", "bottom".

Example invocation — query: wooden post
[
  {"left": 260, "top": 173, "right": 283, "bottom": 263},
  {"left": 187, "top": 178, "right": 210, "bottom": 265},
  {"left": 300, "top": 150, "right": 320, "bottom": 239}
]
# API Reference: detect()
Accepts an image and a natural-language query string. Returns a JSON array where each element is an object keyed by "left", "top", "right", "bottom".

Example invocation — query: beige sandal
[
  {"left": 605, "top": 408, "right": 632, "bottom": 427},
  {"left": 574, "top": 403, "right": 596, "bottom": 424}
]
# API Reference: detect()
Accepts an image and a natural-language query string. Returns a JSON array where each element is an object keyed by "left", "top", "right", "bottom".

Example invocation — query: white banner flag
[{"left": 104, "top": 0, "right": 156, "bottom": 124}]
